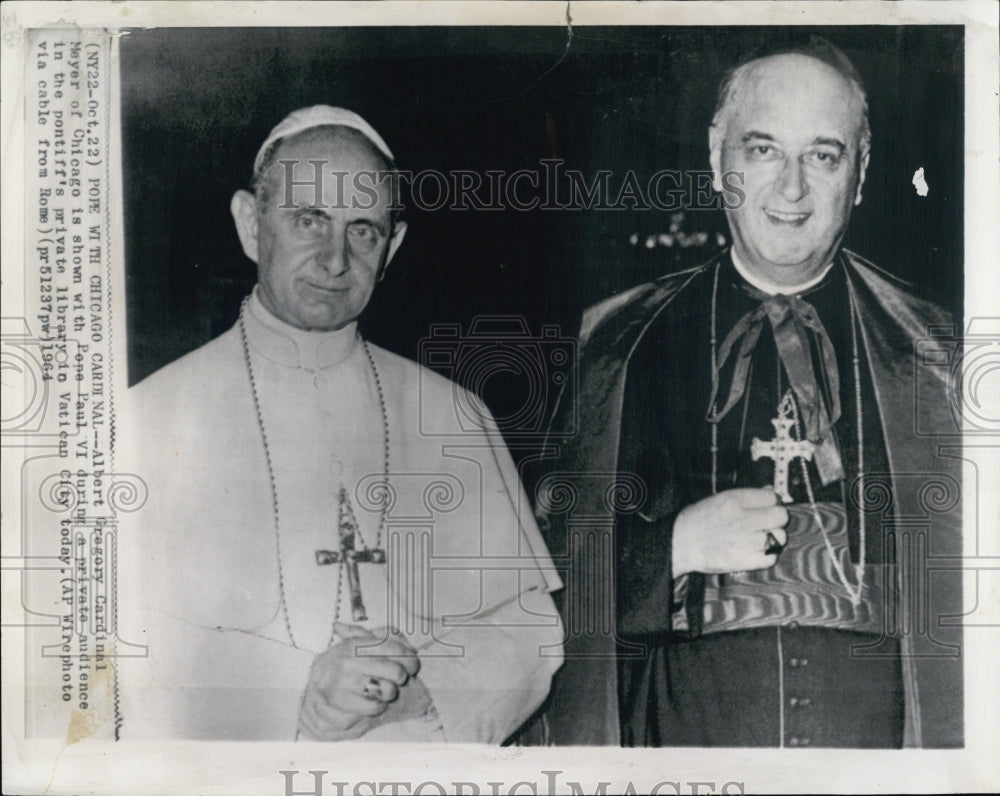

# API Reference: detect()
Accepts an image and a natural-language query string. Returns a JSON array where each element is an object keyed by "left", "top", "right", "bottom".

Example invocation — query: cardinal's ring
[
  {"left": 362, "top": 677, "right": 382, "bottom": 701},
  {"left": 765, "top": 531, "right": 783, "bottom": 556}
]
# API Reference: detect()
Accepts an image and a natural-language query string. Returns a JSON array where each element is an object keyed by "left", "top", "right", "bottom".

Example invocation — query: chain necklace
[
  {"left": 238, "top": 298, "right": 390, "bottom": 648},
  {"left": 709, "top": 262, "right": 867, "bottom": 605}
]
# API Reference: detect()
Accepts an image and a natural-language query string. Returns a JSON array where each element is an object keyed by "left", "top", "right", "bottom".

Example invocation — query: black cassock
[
  {"left": 537, "top": 249, "right": 962, "bottom": 748},
  {"left": 617, "top": 256, "right": 898, "bottom": 747}
]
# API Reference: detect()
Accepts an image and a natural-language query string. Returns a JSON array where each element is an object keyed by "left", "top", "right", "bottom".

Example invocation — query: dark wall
[{"left": 122, "top": 26, "right": 964, "bottom": 401}]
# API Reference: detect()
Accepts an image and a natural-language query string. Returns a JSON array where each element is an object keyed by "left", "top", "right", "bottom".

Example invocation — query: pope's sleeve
[
  {"left": 118, "top": 600, "right": 315, "bottom": 739},
  {"left": 116, "top": 379, "right": 316, "bottom": 740},
  {"left": 408, "top": 408, "right": 564, "bottom": 744}
]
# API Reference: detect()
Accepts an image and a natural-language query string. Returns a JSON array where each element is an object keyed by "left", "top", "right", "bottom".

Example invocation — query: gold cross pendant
[
  {"left": 315, "top": 486, "right": 385, "bottom": 622},
  {"left": 750, "top": 396, "right": 814, "bottom": 504}
]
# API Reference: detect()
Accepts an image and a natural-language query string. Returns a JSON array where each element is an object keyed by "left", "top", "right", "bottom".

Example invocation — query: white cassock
[{"left": 118, "top": 290, "right": 563, "bottom": 742}]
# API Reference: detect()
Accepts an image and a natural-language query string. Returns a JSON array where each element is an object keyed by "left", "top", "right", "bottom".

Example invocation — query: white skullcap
[{"left": 253, "top": 105, "right": 394, "bottom": 175}]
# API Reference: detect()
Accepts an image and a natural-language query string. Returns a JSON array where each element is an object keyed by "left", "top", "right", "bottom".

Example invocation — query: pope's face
[
  {"left": 232, "top": 128, "right": 405, "bottom": 331},
  {"left": 711, "top": 55, "right": 869, "bottom": 285}
]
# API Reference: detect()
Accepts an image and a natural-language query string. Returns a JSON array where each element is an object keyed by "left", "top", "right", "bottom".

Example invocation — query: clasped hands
[
  {"left": 298, "top": 622, "right": 432, "bottom": 741},
  {"left": 671, "top": 487, "right": 790, "bottom": 578}
]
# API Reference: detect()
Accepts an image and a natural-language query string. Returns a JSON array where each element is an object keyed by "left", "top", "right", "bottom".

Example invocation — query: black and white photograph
[{"left": 2, "top": 2, "right": 998, "bottom": 794}]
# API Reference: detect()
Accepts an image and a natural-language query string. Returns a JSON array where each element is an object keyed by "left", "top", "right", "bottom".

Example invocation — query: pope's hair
[{"left": 250, "top": 124, "right": 403, "bottom": 225}]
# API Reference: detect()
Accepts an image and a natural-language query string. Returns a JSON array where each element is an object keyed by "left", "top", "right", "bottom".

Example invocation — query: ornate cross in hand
[
  {"left": 751, "top": 397, "right": 814, "bottom": 504},
  {"left": 316, "top": 486, "right": 386, "bottom": 622}
]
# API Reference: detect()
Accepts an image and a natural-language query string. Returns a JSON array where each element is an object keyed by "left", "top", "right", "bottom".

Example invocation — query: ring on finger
[
  {"left": 764, "top": 531, "right": 783, "bottom": 555},
  {"left": 362, "top": 676, "right": 382, "bottom": 701}
]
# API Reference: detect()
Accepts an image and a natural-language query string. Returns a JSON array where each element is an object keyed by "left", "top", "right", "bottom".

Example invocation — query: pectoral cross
[
  {"left": 315, "top": 486, "right": 386, "bottom": 622},
  {"left": 750, "top": 394, "right": 815, "bottom": 504}
]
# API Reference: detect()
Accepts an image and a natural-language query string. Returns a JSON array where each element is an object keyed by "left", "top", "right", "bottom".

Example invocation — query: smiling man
[
  {"left": 539, "top": 39, "right": 962, "bottom": 748},
  {"left": 120, "top": 106, "right": 562, "bottom": 742},
  {"left": 710, "top": 51, "right": 870, "bottom": 287}
]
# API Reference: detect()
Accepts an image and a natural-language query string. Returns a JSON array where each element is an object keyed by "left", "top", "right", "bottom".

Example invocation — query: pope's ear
[
  {"left": 377, "top": 220, "right": 407, "bottom": 281},
  {"left": 230, "top": 190, "right": 260, "bottom": 263},
  {"left": 854, "top": 147, "right": 871, "bottom": 207},
  {"left": 709, "top": 124, "right": 724, "bottom": 193}
]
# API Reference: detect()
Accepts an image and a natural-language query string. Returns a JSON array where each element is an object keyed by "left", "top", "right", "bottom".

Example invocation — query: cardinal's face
[{"left": 711, "top": 54, "right": 870, "bottom": 287}]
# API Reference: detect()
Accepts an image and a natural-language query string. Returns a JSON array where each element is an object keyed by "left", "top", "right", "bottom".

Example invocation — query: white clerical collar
[
  {"left": 245, "top": 287, "right": 360, "bottom": 370},
  {"left": 730, "top": 247, "right": 834, "bottom": 296}
]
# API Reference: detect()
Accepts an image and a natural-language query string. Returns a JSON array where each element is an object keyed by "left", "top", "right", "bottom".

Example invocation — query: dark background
[{"left": 122, "top": 26, "right": 964, "bottom": 421}]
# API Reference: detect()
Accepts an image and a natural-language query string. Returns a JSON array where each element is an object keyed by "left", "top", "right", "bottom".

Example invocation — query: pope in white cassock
[{"left": 119, "top": 106, "right": 564, "bottom": 742}]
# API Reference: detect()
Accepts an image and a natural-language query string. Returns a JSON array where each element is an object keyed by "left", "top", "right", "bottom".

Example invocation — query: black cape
[{"left": 537, "top": 249, "right": 963, "bottom": 748}]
